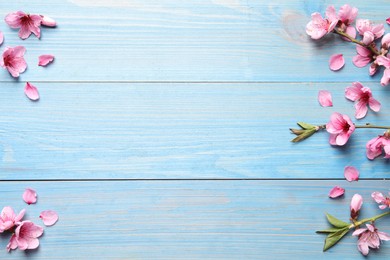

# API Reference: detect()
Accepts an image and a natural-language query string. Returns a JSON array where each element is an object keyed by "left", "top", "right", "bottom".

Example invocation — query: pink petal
[
  {"left": 353, "top": 228, "right": 367, "bottom": 236},
  {"left": 40, "top": 15, "right": 56, "bottom": 27},
  {"left": 39, "top": 210, "right": 58, "bottom": 226},
  {"left": 24, "top": 82, "right": 40, "bottom": 101},
  {"left": 372, "top": 192, "right": 385, "bottom": 203},
  {"left": 345, "top": 84, "right": 362, "bottom": 101},
  {"left": 352, "top": 55, "right": 371, "bottom": 68},
  {"left": 378, "top": 231, "right": 390, "bottom": 241},
  {"left": 318, "top": 90, "right": 333, "bottom": 107},
  {"left": 362, "top": 31, "right": 374, "bottom": 45},
  {"left": 387, "top": 18, "right": 390, "bottom": 25},
  {"left": 368, "top": 98, "right": 381, "bottom": 112},
  {"left": 329, "top": 54, "right": 345, "bottom": 71},
  {"left": 22, "top": 188, "right": 37, "bottom": 204},
  {"left": 38, "top": 54, "right": 55, "bottom": 66},
  {"left": 329, "top": 186, "right": 345, "bottom": 198},
  {"left": 0, "top": 31, "right": 3, "bottom": 45},
  {"left": 344, "top": 166, "right": 359, "bottom": 182},
  {"left": 355, "top": 100, "right": 368, "bottom": 119}
]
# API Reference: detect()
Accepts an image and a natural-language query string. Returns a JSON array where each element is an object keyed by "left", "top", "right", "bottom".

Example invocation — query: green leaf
[
  {"left": 291, "top": 129, "right": 316, "bottom": 142},
  {"left": 326, "top": 213, "right": 349, "bottom": 228},
  {"left": 323, "top": 227, "right": 350, "bottom": 251},
  {"left": 297, "top": 122, "right": 316, "bottom": 130},
  {"left": 316, "top": 227, "right": 342, "bottom": 234},
  {"left": 290, "top": 128, "right": 305, "bottom": 135}
]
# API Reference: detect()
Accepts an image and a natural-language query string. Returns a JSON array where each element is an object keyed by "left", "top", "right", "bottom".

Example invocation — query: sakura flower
[
  {"left": 23, "top": 188, "right": 37, "bottom": 204},
  {"left": 329, "top": 54, "right": 345, "bottom": 71},
  {"left": 39, "top": 210, "right": 59, "bottom": 226},
  {"left": 352, "top": 224, "right": 390, "bottom": 256},
  {"left": 5, "top": 11, "right": 42, "bottom": 39},
  {"left": 0, "top": 207, "right": 25, "bottom": 232},
  {"left": 6, "top": 221, "right": 43, "bottom": 251},
  {"left": 40, "top": 15, "right": 56, "bottom": 27},
  {"left": 0, "top": 31, "right": 3, "bottom": 45},
  {"left": 329, "top": 186, "right": 345, "bottom": 198},
  {"left": 306, "top": 11, "right": 338, "bottom": 40},
  {"left": 24, "top": 82, "right": 40, "bottom": 101},
  {"left": 344, "top": 166, "right": 359, "bottom": 182},
  {"left": 345, "top": 82, "right": 380, "bottom": 119},
  {"left": 371, "top": 192, "right": 390, "bottom": 209},
  {"left": 337, "top": 4, "right": 358, "bottom": 39},
  {"left": 0, "top": 46, "right": 27, "bottom": 78},
  {"left": 376, "top": 55, "right": 390, "bottom": 86},
  {"left": 38, "top": 54, "right": 55, "bottom": 66},
  {"left": 366, "top": 131, "right": 390, "bottom": 160},
  {"left": 326, "top": 112, "right": 355, "bottom": 146},
  {"left": 356, "top": 19, "right": 385, "bottom": 44},
  {"left": 350, "top": 194, "right": 363, "bottom": 221},
  {"left": 318, "top": 90, "right": 332, "bottom": 107}
]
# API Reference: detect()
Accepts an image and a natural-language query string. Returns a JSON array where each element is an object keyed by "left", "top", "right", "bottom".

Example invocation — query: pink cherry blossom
[
  {"left": 366, "top": 131, "right": 390, "bottom": 160},
  {"left": 356, "top": 19, "right": 385, "bottom": 44},
  {"left": 350, "top": 193, "right": 363, "bottom": 220},
  {"left": 337, "top": 4, "right": 358, "bottom": 39},
  {"left": 38, "top": 54, "right": 55, "bottom": 66},
  {"left": 371, "top": 192, "right": 390, "bottom": 209},
  {"left": 328, "top": 186, "right": 345, "bottom": 198},
  {"left": 5, "top": 11, "right": 42, "bottom": 39},
  {"left": 352, "top": 224, "right": 390, "bottom": 256},
  {"left": 344, "top": 166, "right": 359, "bottom": 182},
  {"left": 345, "top": 82, "right": 380, "bottom": 119},
  {"left": 329, "top": 54, "right": 345, "bottom": 71},
  {"left": 39, "top": 210, "right": 59, "bottom": 226},
  {"left": 0, "top": 207, "right": 25, "bottom": 233},
  {"left": 326, "top": 112, "right": 355, "bottom": 146},
  {"left": 318, "top": 90, "right": 333, "bottom": 107},
  {"left": 6, "top": 221, "right": 43, "bottom": 251},
  {"left": 24, "top": 82, "right": 40, "bottom": 101},
  {"left": 0, "top": 46, "right": 27, "bottom": 78},
  {"left": 23, "top": 188, "right": 37, "bottom": 204},
  {"left": 40, "top": 15, "right": 56, "bottom": 27},
  {"left": 376, "top": 55, "right": 390, "bottom": 86},
  {"left": 0, "top": 31, "right": 3, "bottom": 45},
  {"left": 306, "top": 11, "right": 337, "bottom": 40}
]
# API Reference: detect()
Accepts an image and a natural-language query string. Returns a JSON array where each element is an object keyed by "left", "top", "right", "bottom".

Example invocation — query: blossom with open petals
[
  {"left": 336, "top": 4, "right": 358, "bottom": 39},
  {"left": 376, "top": 55, "right": 390, "bottom": 86},
  {"left": 345, "top": 82, "right": 380, "bottom": 119},
  {"left": 352, "top": 224, "right": 390, "bottom": 256},
  {"left": 326, "top": 112, "right": 355, "bottom": 146},
  {"left": 350, "top": 194, "right": 363, "bottom": 221},
  {"left": 5, "top": 11, "right": 42, "bottom": 39},
  {"left": 6, "top": 221, "right": 43, "bottom": 251},
  {"left": 0, "top": 46, "right": 27, "bottom": 77},
  {"left": 366, "top": 131, "right": 390, "bottom": 160},
  {"left": 0, "top": 207, "right": 25, "bottom": 233},
  {"left": 372, "top": 192, "right": 390, "bottom": 209},
  {"left": 356, "top": 19, "right": 385, "bottom": 45},
  {"left": 306, "top": 10, "right": 338, "bottom": 40}
]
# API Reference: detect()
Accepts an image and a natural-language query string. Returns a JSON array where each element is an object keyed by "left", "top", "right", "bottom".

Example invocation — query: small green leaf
[
  {"left": 290, "top": 128, "right": 305, "bottom": 135},
  {"left": 297, "top": 122, "right": 316, "bottom": 130},
  {"left": 316, "top": 227, "right": 342, "bottom": 234},
  {"left": 323, "top": 227, "right": 350, "bottom": 251},
  {"left": 291, "top": 129, "right": 316, "bottom": 142},
  {"left": 326, "top": 213, "right": 349, "bottom": 228}
]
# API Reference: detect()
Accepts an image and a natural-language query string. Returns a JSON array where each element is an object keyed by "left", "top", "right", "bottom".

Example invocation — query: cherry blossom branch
[
  {"left": 350, "top": 210, "right": 390, "bottom": 229},
  {"left": 333, "top": 29, "right": 381, "bottom": 56}
]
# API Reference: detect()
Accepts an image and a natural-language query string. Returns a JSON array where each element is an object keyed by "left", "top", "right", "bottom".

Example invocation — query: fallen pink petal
[
  {"left": 24, "top": 82, "right": 40, "bottom": 101},
  {"left": 344, "top": 166, "right": 359, "bottom": 182},
  {"left": 39, "top": 210, "right": 59, "bottom": 226},
  {"left": 329, "top": 186, "right": 345, "bottom": 198},
  {"left": 329, "top": 54, "right": 345, "bottom": 71},
  {"left": 38, "top": 54, "right": 55, "bottom": 66},
  {"left": 22, "top": 188, "right": 37, "bottom": 204},
  {"left": 318, "top": 90, "right": 333, "bottom": 107}
]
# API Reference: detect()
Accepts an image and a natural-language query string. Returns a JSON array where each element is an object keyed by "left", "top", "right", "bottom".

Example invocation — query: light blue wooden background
[{"left": 0, "top": 0, "right": 389, "bottom": 259}]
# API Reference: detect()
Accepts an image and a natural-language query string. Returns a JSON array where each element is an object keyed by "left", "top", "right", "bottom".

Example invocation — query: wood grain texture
[
  {"left": 0, "top": 180, "right": 389, "bottom": 259},
  {"left": 2, "top": 82, "right": 390, "bottom": 180},
  {"left": 0, "top": 0, "right": 389, "bottom": 82}
]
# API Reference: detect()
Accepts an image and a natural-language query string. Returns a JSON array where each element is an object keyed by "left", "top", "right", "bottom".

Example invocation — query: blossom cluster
[
  {"left": 0, "top": 11, "right": 56, "bottom": 101},
  {"left": 0, "top": 188, "right": 58, "bottom": 252}
]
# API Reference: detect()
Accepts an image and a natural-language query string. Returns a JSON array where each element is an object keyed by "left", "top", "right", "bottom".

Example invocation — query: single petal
[
  {"left": 378, "top": 231, "right": 390, "bottom": 241},
  {"left": 345, "top": 85, "right": 362, "bottom": 101},
  {"left": 24, "top": 82, "right": 40, "bottom": 101},
  {"left": 7, "top": 234, "right": 18, "bottom": 252},
  {"left": 382, "top": 33, "right": 390, "bottom": 48},
  {"left": 345, "top": 26, "right": 357, "bottom": 39},
  {"left": 356, "top": 45, "right": 371, "bottom": 57},
  {"left": 376, "top": 55, "right": 390, "bottom": 68},
  {"left": 355, "top": 100, "right": 368, "bottom": 119},
  {"left": 381, "top": 69, "right": 390, "bottom": 86},
  {"left": 38, "top": 54, "right": 55, "bottom": 66},
  {"left": 344, "top": 166, "right": 359, "bottom": 182},
  {"left": 39, "top": 210, "right": 58, "bottom": 226},
  {"left": 318, "top": 90, "right": 333, "bottom": 107},
  {"left": 4, "top": 11, "right": 25, "bottom": 28},
  {"left": 357, "top": 242, "right": 370, "bottom": 256},
  {"left": 329, "top": 54, "right": 345, "bottom": 71},
  {"left": 372, "top": 192, "right": 385, "bottom": 203},
  {"left": 22, "top": 188, "right": 37, "bottom": 204},
  {"left": 26, "top": 238, "right": 40, "bottom": 250},
  {"left": 329, "top": 186, "right": 345, "bottom": 198},
  {"left": 362, "top": 31, "right": 374, "bottom": 45},
  {"left": 368, "top": 98, "right": 381, "bottom": 112},
  {"left": 352, "top": 55, "right": 371, "bottom": 67},
  {"left": 15, "top": 209, "right": 26, "bottom": 222},
  {"left": 335, "top": 132, "right": 350, "bottom": 146},
  {"left": 0, "top": 31, "right": 3, "bottom": 45},
  {"left": 353, "top": 228, "right": 367, "bottom": 236}
]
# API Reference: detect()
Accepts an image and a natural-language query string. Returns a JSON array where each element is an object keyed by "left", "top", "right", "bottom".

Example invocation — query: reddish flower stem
[{"left": 333, "top": 29, "right": 381, "bottom": 56}]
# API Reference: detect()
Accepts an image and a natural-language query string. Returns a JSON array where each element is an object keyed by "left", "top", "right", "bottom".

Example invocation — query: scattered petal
[
  {"left": 0, "top": 31, "right": 3, "bottom": 45},
  {"left": 344, "top": 166, "right": 359, "bottom": 182},
  {"left": 24, "top": 82, "right": 40, "bottom": 101},
  {"left": 329, "top": 186, "right": 345, "bottom": 198},
  {"left": 22, "top": 188, "right": 37, "bottom": 204},
  {"left": 318, "top": 90, "right": 333, "bottom": 107},
  {"left": 329, "top": 54, "right": 345, "bottom": 71},
  {"left": 38, "top": 54, "right": 54, "bottom": 66},
  {"left": 39, "top": 210, "right": 58, "bottom": 226}
]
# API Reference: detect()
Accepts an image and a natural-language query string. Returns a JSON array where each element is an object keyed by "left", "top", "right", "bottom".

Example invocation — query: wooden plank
[
  {"left": 0, "top": 0, "right": 389, "bottom": 82},
  {"left": 0, "top": 180, "right": 389, "bottom": 259},
  {"left": 2, "top": 82, "right": 390, "bottom": 180}
]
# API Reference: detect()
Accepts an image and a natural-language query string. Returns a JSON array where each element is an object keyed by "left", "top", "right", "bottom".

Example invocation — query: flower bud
[
  {"left": 41, "top": 15, "right": 56, "bottom": 27},
  {"left": 350, "top": 194, "right": 363, "bottom": 220}
]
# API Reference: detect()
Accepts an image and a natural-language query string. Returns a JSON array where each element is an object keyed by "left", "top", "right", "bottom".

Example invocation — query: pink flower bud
[
  {"left": 41, "top": 15, "right": 56, "bottom": 27},
  {"left": 350, "top": 194, "right": 363, "bottom": 220}
]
